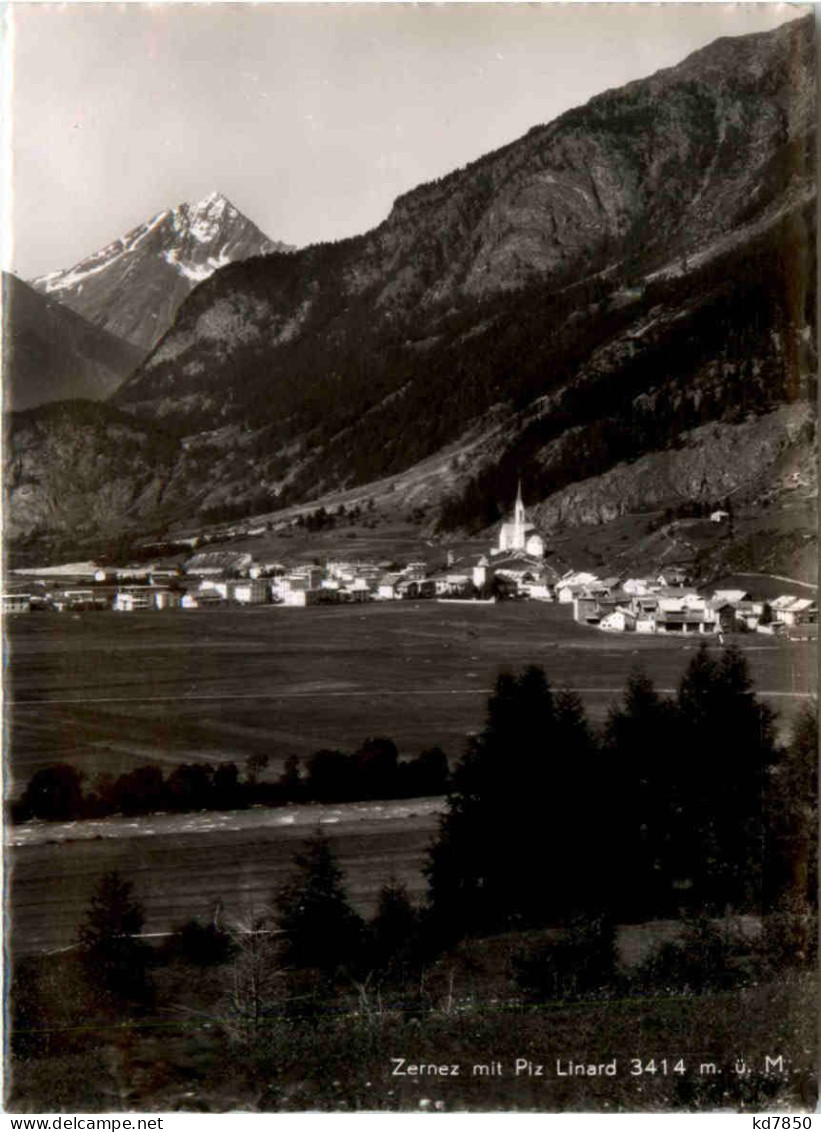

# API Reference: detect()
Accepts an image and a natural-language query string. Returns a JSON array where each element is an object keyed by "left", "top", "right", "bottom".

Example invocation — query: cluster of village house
[
  {"left": 560, "top": 571, "right": 816, "bottom": 635},
  {"left": 3, "top": 486, "right": 816, "bottom": 633},
  {"left": 4, "top": 553, "right": 816, "bottom": 637}
]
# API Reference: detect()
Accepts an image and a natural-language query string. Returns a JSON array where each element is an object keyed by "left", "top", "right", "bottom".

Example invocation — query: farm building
[
  {"left": 712, "top": 589, "right": 751, "bottom": 605},
  {"left": 58, "top": 590, "right": 106, "bottom": 612},
  {"left": 656, "top": 566, "right": 690, "bottom": 587},
  {"left": 734, "top": 601, "right": 764, "bottom": 630},
  {"left": 622, "top": 578, "right": 656, "bottom": 595},
  {"left": 182, "top": 591, "right": 224, "bottom": 610},
  {"left": 708, "top": 600, "right": 737, "bottom": 633},
  {"left": 114, "top": 587, "right": 179, "bottom": 612},
  {"left": 772, "top": 597, "right": 816, "bottom": 626},
  {"left": 599, "top": 607, "right": 637, "bottom": 632},
  {"left": 114, "top": 588, "right": 154, "bottom": 612},
  {"left": 2, "top": 594, "right": 31, "bottom": 614},
  {"left": 558, "top": 581, "right": 590, "bottom": 604},
  {"left": 185, "top": 550, "right": 253, "bottom": 577},
  {"left": 655, "top": 609, "right": 716, "bottom": 634},
  {"left": 155, "top": 590, "right": 182, "bottom": 610},
  {"left": 231, "top": 580, "right": 269, "bottom": 605}
]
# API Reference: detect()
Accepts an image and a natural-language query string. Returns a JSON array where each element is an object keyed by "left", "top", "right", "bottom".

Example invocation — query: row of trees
[{"left": 12, "top": 740, "right": 450, "bottom": 824}]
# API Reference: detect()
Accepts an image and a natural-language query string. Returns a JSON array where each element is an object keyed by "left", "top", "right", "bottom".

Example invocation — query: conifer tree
[
  {"left": 670, "top": 643, "right": 776, "bottom": 909},
  {"left": 427, "top": 666, "right": 603, "bottom": 939},
  {"left": 764, "top": 704, "right": 818, "bottom": 917},
  {"left": 603, "top": 666, "right": 677, "bottom": 916},
  {"left": 78, "top": 872, "right": 151, "bottom": 1005},
  {"left": 275, "top": 833, "right": 365, "bottom": 978},
  {"left": 369, "top": 879, "right": 420, "bottom": 984}
]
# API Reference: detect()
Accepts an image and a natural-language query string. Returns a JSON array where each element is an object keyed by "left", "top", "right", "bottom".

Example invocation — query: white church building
[{"left": 492, "top": 482, "right": 545, "bottom": 558}]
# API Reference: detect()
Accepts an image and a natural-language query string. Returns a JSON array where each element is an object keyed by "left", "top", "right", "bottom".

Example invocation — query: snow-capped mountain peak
[{"left": 31, "top": 193, "right": 292, "bottom": 349}]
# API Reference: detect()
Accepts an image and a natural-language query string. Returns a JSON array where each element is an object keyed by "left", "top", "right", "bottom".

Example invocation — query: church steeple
[
  {"left": 493, "top": 478, "right": 545, "bottom": 559},
  {"left": 513, "top": 480, "right": 526, "bottom": 547}
]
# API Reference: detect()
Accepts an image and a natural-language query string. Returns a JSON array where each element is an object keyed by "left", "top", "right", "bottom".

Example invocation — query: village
[{"left": 4, "top": 485, "right": 817, "bottom": 640}]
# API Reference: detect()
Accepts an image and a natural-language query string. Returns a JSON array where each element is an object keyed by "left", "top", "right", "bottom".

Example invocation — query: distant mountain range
[
  {"left": 31, "top": 191, "right": 291, "bottom": 351},
  {"left": 2, "top": 273, "right": 146, "bottom": 411},
  {"left": 5, "top": 15, "right": 816, "bottom": 563}
]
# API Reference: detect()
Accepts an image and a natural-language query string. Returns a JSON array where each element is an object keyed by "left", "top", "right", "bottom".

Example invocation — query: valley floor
[
  {"left": 6, "top": 600, "right": 815, "bottom": 955},
  {"left": 5, "top": 597, "right": 816, "bottom": 1114}
]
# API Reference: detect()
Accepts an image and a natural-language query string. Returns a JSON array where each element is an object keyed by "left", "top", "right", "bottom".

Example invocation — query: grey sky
[{"left": 7, "top": 2, "right": 809, "bottom": 279}]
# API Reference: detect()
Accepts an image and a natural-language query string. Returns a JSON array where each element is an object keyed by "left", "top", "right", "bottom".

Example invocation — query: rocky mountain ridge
[{"left": 5, "top": 15, "right": 816, "bottom": 562}]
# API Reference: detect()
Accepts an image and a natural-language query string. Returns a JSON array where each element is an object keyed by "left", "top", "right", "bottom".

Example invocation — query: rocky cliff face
[
  {"left": 6, "top": 15, "right": 816, "bottom": 556},
  {"left": 32, "top": 192, "right": 291, "bottom": 350},
  {"left": 532, "top": 404, "right": 816, "bottom": 529},
  {"left": 4, "top": 401, "right": 180, "bottom": 543}
]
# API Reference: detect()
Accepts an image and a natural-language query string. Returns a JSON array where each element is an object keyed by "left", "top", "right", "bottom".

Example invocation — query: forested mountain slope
[{"left": 5, "top": 16, "right": 815, "bottom": 555}]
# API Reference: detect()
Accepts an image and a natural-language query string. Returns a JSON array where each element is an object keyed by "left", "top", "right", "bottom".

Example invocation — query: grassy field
[
  {"left": 7, "top": 798, "right": 442, "bottom": 955},
  {"left": 6, "top": 598, "right": 816, "bottom": 1112},
  {"left": 5, "top": 601, "right": 815, "bottom": 789},
  {"left": 5, "top": 599, "right": 815, "bottom": 958}
]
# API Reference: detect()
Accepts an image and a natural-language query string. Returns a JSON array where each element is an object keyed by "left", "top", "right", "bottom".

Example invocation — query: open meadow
[
  {"left": 7, "top": 797, "right": 442, "bottom": 955},
  {"left": 6, "top": 600, "right": 815, "bottom": 785},
  {"left": 4, "top": 600, "right": 816, "bottom": 957}
]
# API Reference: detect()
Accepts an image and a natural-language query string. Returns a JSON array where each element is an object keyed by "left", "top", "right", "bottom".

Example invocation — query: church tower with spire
[
  {"left": 512, "top": 480, "right": 526, "bottom": 550},
  {"left": 494, "top": 480, "right": 544, "bottom": 557}
]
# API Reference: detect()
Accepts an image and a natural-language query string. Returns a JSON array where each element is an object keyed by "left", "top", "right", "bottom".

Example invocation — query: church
[{"left": 492, "top": 482, "right": 545, "bottom": 558}]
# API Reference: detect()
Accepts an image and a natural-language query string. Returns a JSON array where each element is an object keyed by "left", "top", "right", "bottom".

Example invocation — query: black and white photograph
[{"left": 2, "top": 0, "right": 817, "bottom": 1114}]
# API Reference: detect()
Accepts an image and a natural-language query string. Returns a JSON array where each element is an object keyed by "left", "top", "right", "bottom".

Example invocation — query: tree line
[{"left": 11, "top": 739, "right": 450, "bottom": 824}]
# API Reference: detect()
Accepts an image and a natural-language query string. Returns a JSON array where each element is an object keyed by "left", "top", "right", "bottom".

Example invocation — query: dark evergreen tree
[
  {"left": 368, "top": 879, "right": 421, "bottom": 985},
  {"left": 77, "top": 872, "right": 151, "bottom": 1005},
  {"left": 173, "top": 918, "right": 234, "bottom": 967},
  {"left": 353, "top": 737, "right": 399, "bottom": 799},
  {"left": 427, "top": 666, "right": 603, "bottom": 940},
  {"left": 213, "top": 762, "right": 243, "bottom": 809},
  {"left": 763, "top": 704, "right": 818, "bottom": 918},
  {"left": 305, "top": 749, "right": 355, "bottom": 802},
  {"left": 603, "top": 667, "right": 678, "bottom": 917},
  {"left": 278, "top": 754, "right": 305, "bottom": 802},
  {"left": 113, "top": 764, "right": 165, "bottom": 816},
  {"left": 669, "top": 643, "right": 777, "bottom": 910},
  {"left": 402, "top": 746, "right": 450, "bottom": 797},
  {"left": 275, "top": 833, "right": 365, "bottom": 978},
  {"left": 165, "top": 763, "right": 214, "bottom": 812}
]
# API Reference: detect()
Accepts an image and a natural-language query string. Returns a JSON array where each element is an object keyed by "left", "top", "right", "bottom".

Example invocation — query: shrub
[
  {"left": 173, "top": 919, "right": 235, "bottom": 967},
  {"left": 634, "top": 916, "right": 753, "bottom": 995},
  {"left": 513, "top": 913, "right": 620, "bottom": 1000}
]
